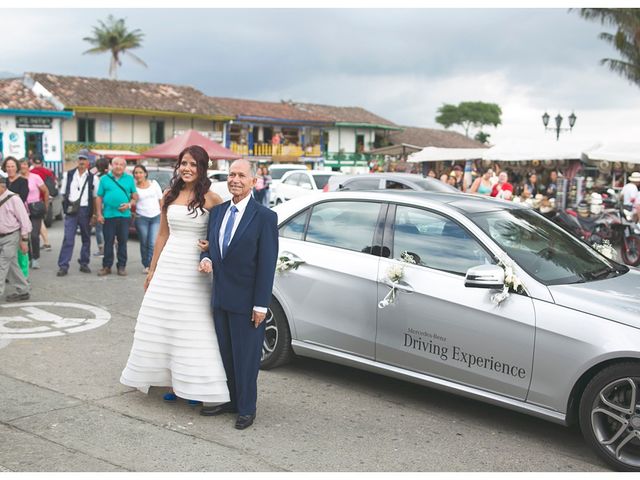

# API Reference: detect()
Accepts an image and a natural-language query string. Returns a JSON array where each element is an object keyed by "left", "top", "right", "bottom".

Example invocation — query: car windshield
[
  {"left": 411, "top": 178, "right": 458, "bottom": 193},
  {"left": 148, "top": 171, "right": 173, "bottom": 190},
  {"left": 469, "top": 208, "right": 627, "bottom": 285},
  {"left": 312, "top": 174, "right": 334, "bottom": 189},
  {"left": 271, "top": 168, "right": 303, "bottom": 180}
]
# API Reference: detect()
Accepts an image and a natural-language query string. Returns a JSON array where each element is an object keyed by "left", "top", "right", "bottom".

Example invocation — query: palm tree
[
  {"left": 83, "top": 15, "right": 147, "bottom": 80},
  {"left": 576, "top": 8, "right": 640, "bottom": 87}
]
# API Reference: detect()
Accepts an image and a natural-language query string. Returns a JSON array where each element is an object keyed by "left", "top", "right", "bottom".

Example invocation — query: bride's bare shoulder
[{"left": 205, "top": 191, "right": 224, "bottom": 210}]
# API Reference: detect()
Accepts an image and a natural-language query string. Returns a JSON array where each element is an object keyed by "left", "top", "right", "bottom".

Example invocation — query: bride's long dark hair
[{"left": 162, "top": 145, "right": 212, "bottom": 216}]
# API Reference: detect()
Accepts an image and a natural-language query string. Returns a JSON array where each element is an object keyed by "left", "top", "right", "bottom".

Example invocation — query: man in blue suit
[{"left": 198, "top": 159, "right": 278, "bottom": 430}]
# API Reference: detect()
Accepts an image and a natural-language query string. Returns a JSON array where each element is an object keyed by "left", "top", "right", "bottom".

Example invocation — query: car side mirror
[{"left": 465, "top": 264, "right": 504, "bottom": 289}]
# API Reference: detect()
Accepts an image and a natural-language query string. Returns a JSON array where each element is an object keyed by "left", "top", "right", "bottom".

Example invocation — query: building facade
[
  {"left": 26, "top": 73, "right": 233, "bottom": 159},
  {"left": 0, "top": 78, "right": 72, "bottom": 175}
]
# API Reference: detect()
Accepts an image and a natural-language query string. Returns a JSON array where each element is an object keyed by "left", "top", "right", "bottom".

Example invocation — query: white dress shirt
[{"left": 61, "top": 169, "right": 96, "bottom": 207}]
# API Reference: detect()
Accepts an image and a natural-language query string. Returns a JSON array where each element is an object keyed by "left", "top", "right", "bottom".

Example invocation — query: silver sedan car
[{"left": 261, "top": 190, "right": 640, "bottom": 471}]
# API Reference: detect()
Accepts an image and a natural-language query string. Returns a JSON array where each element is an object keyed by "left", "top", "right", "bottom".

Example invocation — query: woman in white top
[{"left": 133, "top": 165, "right": 164, "bottom": 273}]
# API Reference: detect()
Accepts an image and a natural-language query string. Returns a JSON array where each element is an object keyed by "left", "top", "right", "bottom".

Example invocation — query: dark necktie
[{"left": 222, "top": 205, "right": 238, "bottom": 258}]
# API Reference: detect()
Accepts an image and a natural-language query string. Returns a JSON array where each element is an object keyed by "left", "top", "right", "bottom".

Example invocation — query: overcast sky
[{"left": 3, "top": 8, "right": 639, "bottom": 146}]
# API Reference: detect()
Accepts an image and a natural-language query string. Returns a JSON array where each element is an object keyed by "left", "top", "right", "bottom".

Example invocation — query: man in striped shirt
[{"left": 0, "top": 172, "right": 32, "bottom": 302}]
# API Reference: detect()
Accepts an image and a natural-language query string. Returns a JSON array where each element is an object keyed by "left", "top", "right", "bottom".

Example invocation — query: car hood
[{"left": 548, "top": 268, "right": 640, "bottom": 329}]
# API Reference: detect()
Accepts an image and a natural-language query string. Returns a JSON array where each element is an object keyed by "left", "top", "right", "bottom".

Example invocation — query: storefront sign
[{"left": 15, "top": 116, "right": 52, "bottom": 129}]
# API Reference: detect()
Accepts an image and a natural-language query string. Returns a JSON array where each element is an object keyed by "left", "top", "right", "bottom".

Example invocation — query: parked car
[
  {"left": 268, "top": 163, "right": 308, "bottom": 185},
  {"left": 272, "top": 170, "right": 342, "bottom": 205},
  {"left": 328, "top": 172, "right": 458, "bottom": 193},
  {"left": 126, "top": 166, "right": 175, "bottom": 235},
  {"left": 265, "top": 190, "right": 640, "bottom": 471},
  {"left": 208, "top": 170, "right": 231, "bottom": 202},
  {"left": 44, "top": 189, "right": 63, "bottom": 227}
]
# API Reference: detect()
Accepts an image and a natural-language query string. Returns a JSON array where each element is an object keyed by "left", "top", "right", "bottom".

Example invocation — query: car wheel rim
[
  {"left": 261, "top": 307, "right": 278, "bottom": 362},
  {"left": 591, "top": 377, "right": 640, "bottom": 468}
]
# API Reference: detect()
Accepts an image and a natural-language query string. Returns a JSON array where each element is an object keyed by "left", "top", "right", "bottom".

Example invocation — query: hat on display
[{"left": 629, "top": 172, "right": 640, "bottom": 182}]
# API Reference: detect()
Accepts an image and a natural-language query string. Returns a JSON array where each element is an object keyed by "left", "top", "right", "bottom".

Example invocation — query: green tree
[
  {"left": 435, "top": 101, "right": 502, "bottom": 137},
  {"left": 474, "top": 131, "right": 491, "bottom": 144},
  {"left": 576, "top": 9, "right": 640, "bottom": 86},
  {"left": 83, "top": 15, "right": 147, "bottom": 80}
]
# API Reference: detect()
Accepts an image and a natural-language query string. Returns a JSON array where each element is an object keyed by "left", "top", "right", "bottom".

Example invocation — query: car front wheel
[
  {"left": 260, "top": 298, "right": 293, "bottom": 370},
  {"left": 579, "top": 362, "right": 640, "bottom": 471}
]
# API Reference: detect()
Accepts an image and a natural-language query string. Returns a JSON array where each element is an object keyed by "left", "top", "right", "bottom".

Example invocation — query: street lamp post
[{"left": 542, "top": 111, "right": 577, "bottom": 140}]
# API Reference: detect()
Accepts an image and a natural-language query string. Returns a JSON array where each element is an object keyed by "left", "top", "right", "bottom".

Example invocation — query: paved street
[{"left": 0, "top": 220, "right": 609, "bottom": 472}]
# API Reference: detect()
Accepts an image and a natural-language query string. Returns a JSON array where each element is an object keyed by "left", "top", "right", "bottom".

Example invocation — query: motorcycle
[{"left": 551, "top": 207, "right": 640, "bottom": 267}]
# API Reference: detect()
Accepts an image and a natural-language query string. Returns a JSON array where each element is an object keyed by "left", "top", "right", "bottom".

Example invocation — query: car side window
[
  {"left": 393, "top": 206, "right": 493, "bottom": 275},
  {"left": 298, "top": 175, "right": 312, "bottom": 189},
  {"left": 279, "top": 208, "right": 309, "bottom": 241},
  {"left": 283, "top": 173, "right": 300, "bottom": 185},
  {"left": 385, "top": 180, "right": 411, "bottom": 190},
  {"left": 306, "top": 201, "right": 381, "bottom": 253}
]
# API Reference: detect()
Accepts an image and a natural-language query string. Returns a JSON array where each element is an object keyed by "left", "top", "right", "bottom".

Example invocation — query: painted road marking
[{"left": 0, "top": 302, "right": 111, "bottom": 339}]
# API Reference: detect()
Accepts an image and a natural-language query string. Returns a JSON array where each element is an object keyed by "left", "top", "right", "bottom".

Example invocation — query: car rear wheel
[
  {"left": 260, "top": 298, "right": 293, "bottom": 370},
  {"left": 579, "top": 362, "right": 640, "bottom": 471}
]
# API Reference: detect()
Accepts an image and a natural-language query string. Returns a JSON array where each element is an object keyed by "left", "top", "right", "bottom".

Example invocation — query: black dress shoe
[
  {"left": 199, "top": 403, "right": 237, "bottom": 416},
  {"left": 235, "top": 414, "right": 255, "bottom": 430},
  {"left": 79, "top": 265, "right": 91, "bottom": 274},
  {"left": 56, "top": 269, "right": 68, "bottom": 277}
]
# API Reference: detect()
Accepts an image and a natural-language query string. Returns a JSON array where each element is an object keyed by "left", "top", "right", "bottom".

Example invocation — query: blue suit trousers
[{"left": 214, "top": 307, "right": 266, "bottom": 416}]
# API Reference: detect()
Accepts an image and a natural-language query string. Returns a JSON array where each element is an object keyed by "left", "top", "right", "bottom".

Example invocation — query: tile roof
[
  {"left": 210, "top": 97, "right": 331, "bottom": 123},
  {"left": 27, "top": 73, "right": 228, "bottom": 117},
  {"left": 0, "top": 78, "right": 58, "bottom": 111},
  {"left": 294, "top": 102, "right": 397, "bottom": 127},
  {"left": 389, "top": 126, "right": 487, "bottom": 149}
]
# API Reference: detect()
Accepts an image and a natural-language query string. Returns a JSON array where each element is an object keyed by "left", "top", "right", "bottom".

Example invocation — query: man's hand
[
  {"left": 197, "top": 239, "right": 209, "bottom": 252},
  {"left": 97, "top": 214, "right": 105, "bottom": 225},
  {"left": 252, "top": 310, "right": 266, "bottom": 328},
  {"left": 117, "top": 202, "right": 130, "bottom": 212},
  {"left": 198, "top": 258, "right": 212, "bottom": 273},
  {"left": 18, "top": 240, "right": 28, "bottom": 254}
]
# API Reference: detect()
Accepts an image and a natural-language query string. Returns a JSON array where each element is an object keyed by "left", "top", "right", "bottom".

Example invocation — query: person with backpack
[
  {"left": 56, "top": 150, "right": 98, "bottom": 277},
  {"left": 30, "top": 155, "right": 57, "bottom": 251},
  {"left": 0, "top": 173, "right": 32, "bottom": 302}
]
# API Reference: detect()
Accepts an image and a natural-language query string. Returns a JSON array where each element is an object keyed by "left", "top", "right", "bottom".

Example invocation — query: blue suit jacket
[{"left": 202, "top": 197, "right": 279, "bottom": 314}]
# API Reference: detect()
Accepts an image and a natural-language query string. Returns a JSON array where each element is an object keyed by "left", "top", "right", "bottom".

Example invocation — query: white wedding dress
[{"left": 120, "top": 204, "right": 230, "bottom": 404}]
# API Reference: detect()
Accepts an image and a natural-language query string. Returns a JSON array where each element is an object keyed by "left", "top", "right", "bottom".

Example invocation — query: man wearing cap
[
  {"left": 622, "top": 172, "right": 640, "bottom": 221},
  {"left": 96, "top": 156, "right": 138, "bottom": 276},
  {"left": 56, "top": 150, "right": 97, "bottom": 277},
  {"left": 0, "top": 172, "right": 32, "bottom": 302}
]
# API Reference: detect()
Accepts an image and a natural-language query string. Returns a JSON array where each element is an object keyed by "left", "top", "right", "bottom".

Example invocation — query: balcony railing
[
  {"left": 324, "top": 152, "right": 377, "bottom": 167},
  {"left": 230, "top": 143, "right": 323, "bottom": 157},
  {"left": 65, "top": 141, "right": 155, "bottom": 157}
]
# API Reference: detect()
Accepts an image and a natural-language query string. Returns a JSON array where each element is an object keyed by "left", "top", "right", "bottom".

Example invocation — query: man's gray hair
[{"left": 230, "top": 159, "right": 257, "bottom": 177}]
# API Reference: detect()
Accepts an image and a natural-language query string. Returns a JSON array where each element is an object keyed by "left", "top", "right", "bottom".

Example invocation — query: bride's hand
[
  {"left": 197, "top": 239, "right": 209, "bottom": 252},
  {"left": 199, "top": 259, "right": 213, "bottom": 274},
  {"left": 144, "top": 271, "right": 154, "bottom": 291}
]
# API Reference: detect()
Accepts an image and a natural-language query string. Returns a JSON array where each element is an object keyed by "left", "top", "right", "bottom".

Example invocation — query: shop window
[
  {"left": 77, "top": 118, "right": 95, "bottom": 143},
  {"left": 150, "top": 120, "right": 165, "bottom": 144}
]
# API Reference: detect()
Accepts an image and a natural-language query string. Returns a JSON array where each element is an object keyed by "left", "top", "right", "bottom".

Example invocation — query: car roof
[
  {"left": 296, "top": 190, "right": 528, "bottom": 215},
  {"left": 283, "top": 169, "right": 341, "bottom": 175}
]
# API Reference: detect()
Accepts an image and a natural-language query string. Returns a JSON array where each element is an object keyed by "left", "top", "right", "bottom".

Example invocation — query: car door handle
[{"left": 383, "top": 280, "right": 414, "bottom": 294}]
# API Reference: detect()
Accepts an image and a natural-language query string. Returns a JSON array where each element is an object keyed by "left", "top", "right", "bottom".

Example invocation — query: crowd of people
[{"left": 426, "top": 165, "right": 560, "bottom": 214}]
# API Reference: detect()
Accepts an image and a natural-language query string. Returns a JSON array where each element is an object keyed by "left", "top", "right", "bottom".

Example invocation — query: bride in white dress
[{"left": 120, "top": 145, "right": 229, "bottom": 405}]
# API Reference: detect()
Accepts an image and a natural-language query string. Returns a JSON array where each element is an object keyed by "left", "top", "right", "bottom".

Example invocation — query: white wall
[{"left": 0, "top": 115, "right": 64, "bottom": 162}]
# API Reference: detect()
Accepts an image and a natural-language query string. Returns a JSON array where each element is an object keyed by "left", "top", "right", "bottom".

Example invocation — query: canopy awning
[
  {"left": 408, "top": 146, "right": 487, "bottom": 163},
  {"left": 369, "top": 143, "right": 423, "bottom": 156},
  {"left": 481, "top": 138, "right": 600, "bottom": 162},
  {"left": 90, "top": 149, "right": 145, "bottom": 160},
  {"left": 142, "top": 129, "right": 242, "bottom": 160},
  {"left": 581, "top": 142, "right": 640, "bottom": 164}
]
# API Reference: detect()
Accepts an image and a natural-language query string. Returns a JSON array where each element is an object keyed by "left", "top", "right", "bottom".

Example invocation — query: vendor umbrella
[{"left": 142, "top": 129, "right": 242, "bottom": 160}]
